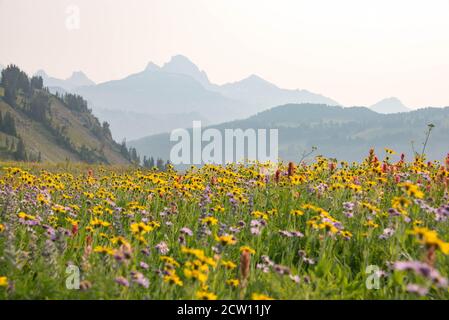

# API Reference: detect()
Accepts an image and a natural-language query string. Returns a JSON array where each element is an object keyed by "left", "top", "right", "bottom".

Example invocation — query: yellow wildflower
[
  {"left": 0, "top": 276, "right": 8, "bottom": 287},
  {"left": 221, "top": 260, "right": 237, "bottom": 270},
  {"left": 290, "top": 209, "right": 304, "bottom": 216},
  {"left": 252, "top": 293, "right": 274, "bottom": 300},
  {"left": 163, "top": 273, "right": 183, "bottom": 286},
  {"left": 196, "top": 290, "right": 217, "bottom": 300},
  {"left": 215, "top": 234, "right": 237, "bottom": 246},
  {"left": 201, "top": 216, "right": 218, "bottom": 226},
  {"left": 226, "top": 279, "right": 240, "bottom": 287},
  {"left": 240, "top": 246, "right": 256, "bottom": 254},
  {"left": 93, "top": 246, "right": 115, "bottom": 255}
]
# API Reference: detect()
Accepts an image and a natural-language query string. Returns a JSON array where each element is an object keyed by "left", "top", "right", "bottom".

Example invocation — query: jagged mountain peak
[
  {"left": 67, "top": 71, "right": 95, "bottom": 86},
  {"left": 161, "top": 55, "right": 211, "bottom": 87},
  {"left": 164, "top": 54, "right": 197, "bottom": 67},
  {"left": 370, "top": 97, "right": 410, "bottom": 114},
  {"left": 144, "top": 62, "right": 161, "bottom": 72},
  {"left": 236, "top": 74, "right": 278, "bottom": 88}
]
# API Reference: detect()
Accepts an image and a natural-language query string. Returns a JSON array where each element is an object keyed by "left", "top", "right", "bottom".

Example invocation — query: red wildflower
[
  {"left": 288, "top": 162, "right": 296, "bottom": 177},
  {"left": 72, "top": 224, "right": 78, "bottom": 235},
  {"left": 275, "top": 169, "right": 281, "bottom": 183}
]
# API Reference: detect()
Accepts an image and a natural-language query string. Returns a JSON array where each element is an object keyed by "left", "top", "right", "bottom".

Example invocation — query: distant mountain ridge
[
  {"left": 35, "top": 70, "right": 95, "bottom": 91},
  {"left": 37, "top": 55, "right": 341, "bottom": 140},
  {"left": 75, "top": 66, "right": 246, "bottom": 122},
  {"left": 160, "top": 55, "right": 212, "bottom": 89},
  {"left": 129, "top": 103, "right": 449, "bottom": 165},
  {"left": 217, "top": 74, "right": 339, "bottom": 113},
  {"left": 370, "top": 97, "right": 410, "bottom": 114}
]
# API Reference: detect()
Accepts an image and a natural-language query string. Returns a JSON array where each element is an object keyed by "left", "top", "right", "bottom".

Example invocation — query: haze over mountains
[
  {"left": 21, "top": 54, "right": 421, "bottom": 143},
  {"left": 1, "top": 62, "right": 447, "bottom": 166},
  {"left": 27, "top": 55, "right": 343, "bottom": 140},
  {"left": 36, "top": 70, "right": 95, "bottom": 93},
  {"left": 75, "top": 56, "right": 245, "bottom": 126},
  {"left": 370, "top": 97, "right": 410, "bottom": 114},
  {"left": 129, "top": 103, "right": 449, "bottom": 165}
]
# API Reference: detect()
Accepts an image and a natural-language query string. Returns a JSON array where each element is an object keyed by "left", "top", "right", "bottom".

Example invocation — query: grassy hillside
[{"left": 0, "top": 65, "right": 130, "bottom": 164}]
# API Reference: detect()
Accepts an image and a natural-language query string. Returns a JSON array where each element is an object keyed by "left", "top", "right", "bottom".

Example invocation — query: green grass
[{"left": 1, "top": 155, "right": 449, "bottom": 300}]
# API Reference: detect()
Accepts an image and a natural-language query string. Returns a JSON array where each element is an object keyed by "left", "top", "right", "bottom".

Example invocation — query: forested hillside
[{"left": 0, "top": 65, "right": 131, "bottom": 164}]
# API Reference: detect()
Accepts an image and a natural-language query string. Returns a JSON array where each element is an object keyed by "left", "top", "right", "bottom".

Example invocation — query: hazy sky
[{"left": 1, "top": 0, "right": 448, "bottom": 108}]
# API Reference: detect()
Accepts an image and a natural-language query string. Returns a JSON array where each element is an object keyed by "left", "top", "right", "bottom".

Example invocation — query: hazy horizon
[{"left": 1, "top": 0, "right": 449, "bottom": 109}]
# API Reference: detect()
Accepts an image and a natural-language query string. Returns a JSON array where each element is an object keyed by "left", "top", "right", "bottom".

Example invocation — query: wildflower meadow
[{"left": 1, "top": 149, "right": 449, "bottom": 300}]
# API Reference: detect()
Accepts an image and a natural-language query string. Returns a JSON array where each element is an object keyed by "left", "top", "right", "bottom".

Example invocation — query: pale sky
[{"left": 1, "top": 0, "right": 449, "bottom": 108}]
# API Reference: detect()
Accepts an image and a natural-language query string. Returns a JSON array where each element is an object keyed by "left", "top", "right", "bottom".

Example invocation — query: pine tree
[
  {"left": 130, "top": 147, "right": 138, "bottom": 164},
  {"left": 101, "top": 121, "right": 112, "bottom": 139},
  {"left": 120, "top": 140, "right": 130, "bottom": 160},
  {"left": 29, "top": 91, "right": 50, "bottom": 122},
  {"left": 1, "top": 64, "right": 31, "bottom": 104},
  {"left": 14, "top": 137, "right": 27, "bottom": 161},
  {"left": 156, "top": 158, "right": 164, "bottom": 171},
  {"left": 2, "top": 112, "right": 17, "bottom": 136},
  {"left": 30, "top": 76, "right": 43, "bottom": 90}
]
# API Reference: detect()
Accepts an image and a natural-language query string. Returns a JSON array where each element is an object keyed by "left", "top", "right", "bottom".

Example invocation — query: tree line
[
  {"left": 142, "top": 155, "right": 170, "bottom": 171},
  {"left": 0, "top": 65, "right": 115, "bottom": 163},
  {"left": 0, "top": 110, "right": 17, "bottom": 137},
  {"left": 119, "top": 140, "right": 169, "bottom": 170},
  {"left": 1, "top": 64, "right": 165, "bottom": 167},
  {"left": 1, "top": 64, "right": 43, "bottom": 106}
]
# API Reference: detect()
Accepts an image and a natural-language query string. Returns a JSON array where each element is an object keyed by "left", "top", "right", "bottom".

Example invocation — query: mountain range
[
  {"left": 32, "top": 55, "right": 343, "bottom": 140},
  {"left": 0, "top": 65, "right": 129, "bottom": 164},
  {"left": 1, "top": 62, "right": 446, "bottom": 167},
  {"left": 369, "top": 97, "right": 410, "bottom": 114},
  {"left": 36, "top": 69, "right": 95, "bottom": 92},
  {"left": 129, "top": 103, "right": 449, "bottom": 166},
  {"left": 25, "top": 55, "right": 417, "bottom": 142}
]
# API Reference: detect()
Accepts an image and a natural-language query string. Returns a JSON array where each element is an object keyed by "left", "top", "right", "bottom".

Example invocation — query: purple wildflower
[
  {"left": 388, "top": 208, "right": 401, "bottom": 217},
  {"left": 290, "top": 275, "right": 301, "bottom": 283},
  {"left": 256, "top": 263, "right": 270, "bottom": 273},
  {"left": 279, "top": 230, "right": 293, "bottom": 237},
  {"left": 303, "top": 257, "right": 315, "bottom": 265},
  {"left": 274, "top": 264, "right": 291, "bottom": 275},
  {"left": 139, "top": 261, "right": 149, "bottom": 270},
  {"left": 379, "top": 227, "right": 395, "bottom": 239},
  {"left": 343, "top": 202, "right": 355, "bottom": 217},
  {"left": 115, "top": 276, "right": 130, "bottom": 287},
  {"left": 229, "top": 226, "right": 241, "bottom": 233},
  {"left": 394, "top": 261, "right": 448, "bottom": 288},
  {"left": 155, "top": 241, "right": 169, "bottom": 255},
  {"left": 131, "top": 271, "right": 149, "bottom": 288},
  {"left": 180, "top": 227, "right": 193, "bottom": 236},
  {"left": 406, "top": 284, "right": 428, "bottom": 296}
]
